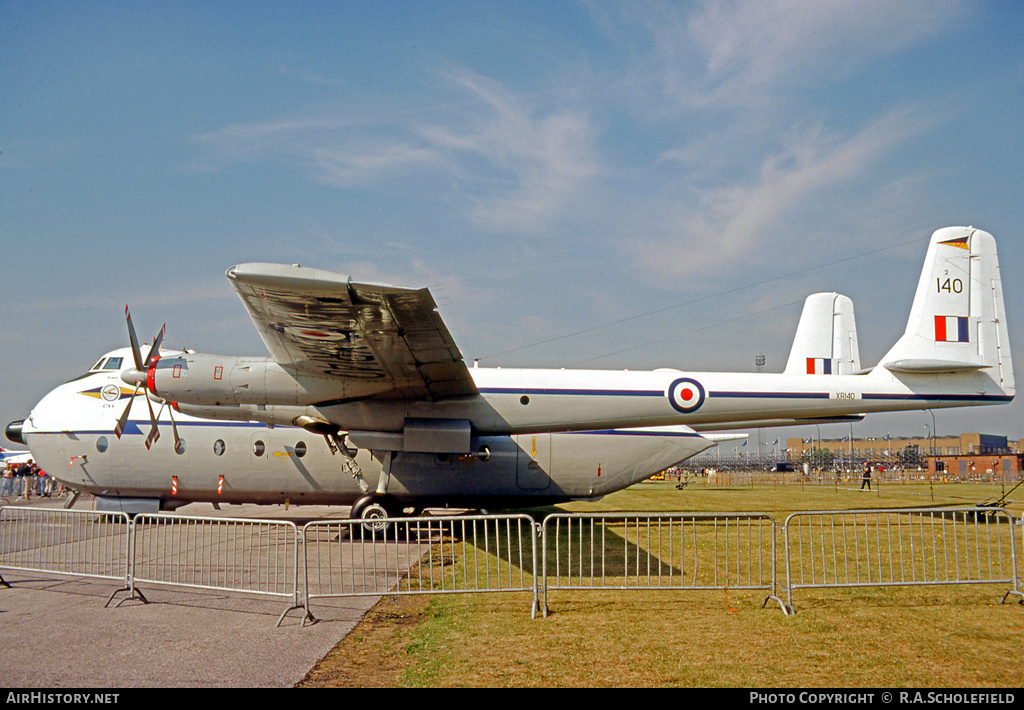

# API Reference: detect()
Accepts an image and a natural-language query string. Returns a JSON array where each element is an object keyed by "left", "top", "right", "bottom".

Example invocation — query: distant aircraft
[
  {"left": 6, "top": 226, "right": 1013, "bottom": 524},
  {"left": 0, "top": 446, "right": 32, "bottom": 466}
]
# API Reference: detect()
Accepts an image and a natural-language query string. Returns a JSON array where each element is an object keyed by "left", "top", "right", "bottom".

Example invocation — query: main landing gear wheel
[{"left": 351, "top": 494, "right": 401, "bottom": 538}]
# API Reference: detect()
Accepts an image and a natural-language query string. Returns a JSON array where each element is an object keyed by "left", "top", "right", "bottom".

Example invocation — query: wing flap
[{"left": 226, "top": 263, "right": 477, "bottom": 400}]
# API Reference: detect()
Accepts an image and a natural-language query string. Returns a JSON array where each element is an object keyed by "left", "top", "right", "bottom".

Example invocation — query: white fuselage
[
  {"left": 311, "top": 364, "right": 1011, "bottom": 435},
  {"left": 18, "top": 361, "right": 717, "bottom": 509}
]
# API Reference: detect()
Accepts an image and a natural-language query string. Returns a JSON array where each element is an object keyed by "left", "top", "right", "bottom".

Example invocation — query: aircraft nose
[{"left": 6, "top": 420, "right": 25, "bottom": 446}]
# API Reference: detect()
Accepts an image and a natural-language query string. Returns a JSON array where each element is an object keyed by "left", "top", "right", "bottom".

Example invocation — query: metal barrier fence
[
  {"left": 2, "top": 506, "right": 1021, "bottom": 623},
  {"left": 129, "top": 514, "right": 304, "bottom": 626},
  {"left": 783, "top": 507, "right": 1023, "bottom": 612},
  {"left": 0, "top": 507, "right": 131, "bottom": 601},
  {"left": 540, "top": 512, "right": 786, "bottom": 616},
  {"left": 303, "top": 514, "right": 540, "bottom": 619}
]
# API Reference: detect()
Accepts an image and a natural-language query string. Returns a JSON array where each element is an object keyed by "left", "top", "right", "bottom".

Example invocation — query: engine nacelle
[
  {"left": 170, "top": 401, "right": 320, "bottom": 428},
  {"left": 126, "top": 353, "right": 400, "bottom": 407}
]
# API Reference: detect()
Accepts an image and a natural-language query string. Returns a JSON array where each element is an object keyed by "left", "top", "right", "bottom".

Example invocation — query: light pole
[
  {"left": 924, "top": 421, "right": 932, "bottom": 477},
  {"left": 815, "top": 424, "right": 822, "bottom": 476},
  {"left": 849, "top": 421, "right": 855, "bottom": 474},
  {"left": 929, "top": 410, "right": 937, "bottom": 455},
  {"left": 755, "top": 354, "right": 765, "bottom": 463}
]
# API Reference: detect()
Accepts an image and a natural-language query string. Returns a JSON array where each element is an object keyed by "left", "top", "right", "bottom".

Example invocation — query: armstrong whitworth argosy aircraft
[
  {"left": 0, "top": 446, "right": 32, "bottom": 466},
  {"left": 5, "top": 226, "right": 1014, "bottom": 523}
]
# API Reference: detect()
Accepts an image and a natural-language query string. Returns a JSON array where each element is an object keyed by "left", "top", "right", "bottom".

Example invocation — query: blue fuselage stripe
[
  {"left": 861, "top": 393, "right": 1013, "bottom": 402},
  {"left": 478, "top": 388, "right": 662, "bottom": 397},
  {"left": 478, "top": 388, "right": 1009, "bottom": 404}
]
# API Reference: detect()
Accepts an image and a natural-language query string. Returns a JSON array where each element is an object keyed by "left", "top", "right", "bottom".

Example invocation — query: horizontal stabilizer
[
  {"left": 688, "top": 414, "right": 864, "bottom": 431},
  {"left": 883, "top": 359, "right": 989, "bottom": 374},
  {"left": 701, "top": 432, "right": 749, "bottom": 443}
]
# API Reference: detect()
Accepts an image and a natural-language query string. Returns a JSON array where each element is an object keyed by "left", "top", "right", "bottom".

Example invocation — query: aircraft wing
[{"left": 226, "top": 263, "right": 477, "bottom": 400}]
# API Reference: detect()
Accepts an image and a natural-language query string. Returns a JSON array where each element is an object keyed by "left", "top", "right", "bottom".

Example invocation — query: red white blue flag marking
[
  {"left": 805, "top": 358, "right": 832, "bottom": 375},
  {"left": 934, "top": 315, "right": 969, "bottom": 343}
]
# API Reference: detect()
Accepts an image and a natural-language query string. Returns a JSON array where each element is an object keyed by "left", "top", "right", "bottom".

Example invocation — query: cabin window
[
  {"left": 96, "top": 436, "right": 108, "bottom": 453},
  {"left": 213, "top": 440, "right": 226, "bottom": 456},
  {"left": 174, "top": 438, "right": 186, "bottom": 455},
  {"left": 294, "top": 441, "right": 307, "bottom": 458},
  {"left": 253, "top": 440, "right": 266, "bottom": 457}
]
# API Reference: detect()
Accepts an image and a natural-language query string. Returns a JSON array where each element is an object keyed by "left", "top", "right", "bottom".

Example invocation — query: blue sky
[{"left": 3, "top": 1, "right": 1024, "bottom": 451}]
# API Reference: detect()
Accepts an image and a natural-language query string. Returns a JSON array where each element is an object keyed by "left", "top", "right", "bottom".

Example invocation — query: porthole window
[
  {"left": 213, "top": 439, "right": 226, "bottom": 456},
  {"left": 96, "top": 436, "right": 108, "bottom": 453},
  {"left": 253, "top": 440, "right": 265, "bottom": 457},
  {"left": 174, "top": 438, "right": 186, "bottom": 455},
  {"left": 520, "top": 395, "right": 530, "bottom": 405},
  {"left": 295, "top": 441, "right": 307, "bottom": 458}
]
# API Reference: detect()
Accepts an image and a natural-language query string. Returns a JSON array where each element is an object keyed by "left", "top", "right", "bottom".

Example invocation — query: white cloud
[
  {"left": 632, "top": 109, "right": 930, "bottom": 280},
  {"left": 189, "top": 69, "right": 600, "bottom": 234},
  {"left": 612, "top": 0, "right": 972, "bottom": 111},
  {"left": 419, "top": 69, "right": 600, "bottom": 232}
]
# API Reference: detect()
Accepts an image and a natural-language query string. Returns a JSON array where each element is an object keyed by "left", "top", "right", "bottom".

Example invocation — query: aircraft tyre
[{"left": 351, "top": 494, "right": 401, "bottom": 538}]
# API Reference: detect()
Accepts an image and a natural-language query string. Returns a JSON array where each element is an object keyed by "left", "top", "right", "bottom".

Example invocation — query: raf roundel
[{"left": 667, "top": 377, "right": 705, "bottom": 413}]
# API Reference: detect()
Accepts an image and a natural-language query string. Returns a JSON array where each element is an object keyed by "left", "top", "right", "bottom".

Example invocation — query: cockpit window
[
  {"left": 91, "top": 358, "right": 107, "bottom": 371},
  {"left": 102, "top": 357, "right": 123, "bottom": 371}
]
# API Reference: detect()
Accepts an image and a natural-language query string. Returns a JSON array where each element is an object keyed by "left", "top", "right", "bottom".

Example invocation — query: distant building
[
  {"left": 928, "top": 453, "right": 1021, "bottom": 481},
  {"left": 785, "top": 432, "right": 1022, "bottom": 481},
  {"left": 786, "top": 432, "right": 1014, "bottom": 459}
]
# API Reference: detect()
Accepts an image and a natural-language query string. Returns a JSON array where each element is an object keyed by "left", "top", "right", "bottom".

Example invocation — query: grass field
[{"left": 299, "top": 480, "right": 1024, "bottom": 688}]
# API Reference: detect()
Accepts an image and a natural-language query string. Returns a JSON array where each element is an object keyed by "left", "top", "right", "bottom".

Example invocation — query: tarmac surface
[{"left": 0, "top": 495, "right": 387, "bottom": 688}]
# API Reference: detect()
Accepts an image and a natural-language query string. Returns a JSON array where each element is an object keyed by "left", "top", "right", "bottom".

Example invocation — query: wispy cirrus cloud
[
  {"left": 190, "top": 68, "right": 599, "bottom": 234},
  {"left": 418, "top": 68, "right": 600, "bottom": 232},
  {"left": 190, "top": 115, "right": 442, "bottom": 187},
  {"left": 602, "top": 0, "right": 971, "bottom": 112},
  {"left": 632, "top": 108, "right": 932, "bottom": 280},
  {"left": 574, "top": 1, "right": 966, "bottom": 281}
]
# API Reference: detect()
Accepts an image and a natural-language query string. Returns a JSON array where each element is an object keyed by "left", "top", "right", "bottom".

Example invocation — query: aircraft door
[{"left": 514, "top": 433, "right": 551, "bottom": 491}]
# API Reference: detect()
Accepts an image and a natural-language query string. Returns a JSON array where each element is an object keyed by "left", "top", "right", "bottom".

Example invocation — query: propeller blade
[
  {"left": 113, "top": 385, "right": 140, "bottom": 439},
  {"left": 125, "top": 306, "right": 144, "bottom": 373},
  {"left": 168, "top": 403, "right": 181, "bottom": 452},
  {"left": 144, "top": 395, "right": 160, "bottom": 450},
  {"left": 143, "top": 324, "right": 166, "bottom": 368}
]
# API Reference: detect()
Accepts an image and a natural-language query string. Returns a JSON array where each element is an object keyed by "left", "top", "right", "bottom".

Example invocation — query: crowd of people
[{"left": 1, "top": 460, "right": 64, "bottom": 499}]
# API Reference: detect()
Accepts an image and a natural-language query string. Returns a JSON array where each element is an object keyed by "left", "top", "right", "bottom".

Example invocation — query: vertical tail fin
[
  {"left": 878, "top": 227, "right": 1014, "bottom": 395},
  {"left": 784, "top": 292, "right": 862, "bottom": 375}
]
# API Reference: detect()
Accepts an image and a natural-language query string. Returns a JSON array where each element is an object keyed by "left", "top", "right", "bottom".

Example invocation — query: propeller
[
  {"left": 150, "top": 398, "right": 182, "bottom": 452},
  {"left": 114, "top": 306, "right": 175, "bottom": 450}
]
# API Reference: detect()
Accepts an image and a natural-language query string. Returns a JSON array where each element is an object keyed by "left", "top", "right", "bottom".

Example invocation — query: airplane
[
  {"left": 5, "top": 226, "right": 1013, "bottom": 525},
  {"left": 0, "top": 446, "right": 32, "bottom": 466}
]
